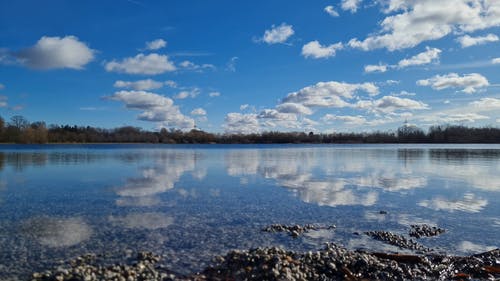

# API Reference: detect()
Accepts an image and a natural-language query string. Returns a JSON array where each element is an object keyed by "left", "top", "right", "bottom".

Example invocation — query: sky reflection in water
[{"left": 0, "top": 144, "right": 498, "bottom": 279}]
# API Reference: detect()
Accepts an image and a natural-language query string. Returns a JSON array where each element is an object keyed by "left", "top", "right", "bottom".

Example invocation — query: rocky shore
[
  {"left": 31, "top": 244, "right": 500, "bottom": 281},
  {"left": 31, "top": 224, "right": 499, "bottom": 281}
]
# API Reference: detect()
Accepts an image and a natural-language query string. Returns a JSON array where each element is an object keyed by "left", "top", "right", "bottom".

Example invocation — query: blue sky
[{"left": 1, "top": 0, "right": 500, "bottom": 133}]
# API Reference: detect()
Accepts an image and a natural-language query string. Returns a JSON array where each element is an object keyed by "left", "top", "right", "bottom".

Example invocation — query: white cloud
[
  {"left": 226, "top": 56, "right": 238, "bottom": 72},
  {"left": 469, "top": 98, "right": 500, "bottom": 111},
  {"left": 364, "top": 63, "right": 388, "bottom": 73},
  {"left": 174, "top": 88, "right": 200, "bottom": 99},
  {"left": 191, "top": 108, "right": 206, "bottom": 116},
  {"left": 209, "top": 91, "right": 221, "bottom": 97},
  {"left": 302, "top": 41, "right": 343, "bottom": 59},
  {"left": 492, "top": 58, "right": 500, "bottom": 64},
  {"left": 0, "top": 95, "right": 7, "bottom": 108},
  {"left": 16, "top": 36, "right": 95, "bottom": 69},
  {"left": 276, "top": 102, "right": 313, "bottom": 115},
  {"left": 395, "top": 91, "right": 416, "bottom": 96},
  {"left": 165, "top": 80, "right": 178, "bottom": 88},
  {"left": 114, "top": 79, "right": 164, "bottom": 91},
  {"left": 341, "top": 0, "right": 362, "bottom": 13},
  {"left": 144, "top": 39, "right": 167, "bottom": 50},
  {"left": 0, "top": 83, "right": 4, "bottom": 90},
  {"left": 282, "top": 81, "right": 379, "bottom": 108},
  {"left": 107, "top": 90, "right": 194, "bottom": 129},
  {"left": 105, "top": 53, "right": 176, "bottom": 75},
  {"left": 322, "top": 114, "right": 367, "bottom": 125},
  {"left": 397, "top": 47, "right": 441, "bottom": 68},
  {"left": 422, "top": 112, "right": 489, "bottom": 123},
  {"left": 179, "top": 60, "right": 216, "bottom": 72},
  {"left": 372, "top": 95, "right": 429, "bottom": 112},
  {"left": 456, "top": 33, "right": 499, "bottom": 48},
  {"left": 261, "top": 23, "right": 294, "bottom": 44},
  {"left": 348, "top": 0, "right": 500, "bottom": 51},
  {"left": 223, "top": 113, "right": 260, "bottom": 134},
  {"left": 240, "top": 104, "right": 249, "bottom": 111},
  {"left": 417, "top": 73, "right": 489, "bottom": 93},
  {"left": 324, "top": 5, "right": 339, "bottom": 17}
]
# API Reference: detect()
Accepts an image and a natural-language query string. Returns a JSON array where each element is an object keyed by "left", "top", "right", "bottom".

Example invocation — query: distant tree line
[{"left": 0, "top": 115, "right": 499, "bottom": 144}]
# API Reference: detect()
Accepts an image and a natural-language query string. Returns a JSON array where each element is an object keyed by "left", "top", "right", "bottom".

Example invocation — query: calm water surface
[{"left": 0, "top": 144, "right": 499, "bottom": 279}]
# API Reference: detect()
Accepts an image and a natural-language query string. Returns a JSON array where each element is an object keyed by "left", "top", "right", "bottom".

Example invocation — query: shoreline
[
  {"left": 30, "top": 244, "right": 500, "bottom": 281},
  {"left": 30, "top": 225, "right": 500, "bottom": 280}
]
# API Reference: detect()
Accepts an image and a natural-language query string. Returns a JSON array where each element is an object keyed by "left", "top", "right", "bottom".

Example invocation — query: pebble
[
  {"left": 262, "top": 223, "right": 336, "bottom": 238},
  {"left": 409, "top": 224, "right": 446, "bottom": 238}
]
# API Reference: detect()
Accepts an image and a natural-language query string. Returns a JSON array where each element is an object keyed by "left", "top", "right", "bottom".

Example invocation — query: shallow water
[{"left": 0, "top": 144, "right": 499, "bottom": 279}]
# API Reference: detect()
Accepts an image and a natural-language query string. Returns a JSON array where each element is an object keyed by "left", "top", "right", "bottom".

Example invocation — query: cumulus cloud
[
  {"left": 324, "top": 5, "right": 339, "bottom": 17},
  {"left": 282, "top": 81, "right": 379, "bottom": 108},
  {"left": 372, "top": 96, "right": 429, "bottom": 112},
  {"left": 15, "top": 35, "right": 95, "bottom": 70},
  {"left": 114, "top": 79, "right": 164, "bottom": 91},
  {"left": 469, "top": 97, "right": 500, "bottom": 110},
  {"left": 106, "top": 90, "right": 194, "bottom": 129},
  {"left": 174, "top": 88, "right": 200, "bottom": 99},
  {"left": 417, "top": 73, "right": 489, "bottom": 93},
  {"left": 0, "top": 95, "right": 8, "bottom": 108},
  {"left": 223, "top": 113, "right": 259, "bottom": 134},
  {"left": 348, "top": 0, "right": 500, "bottom": 51},
  {"left": 365, "top": 47, "right": 441, "bottom": 73},
  {"left": 302, "top": 41, "right": 343, "bottom": 59},
  {"left": 105, "top": 53, "right": 176, "bottom": 75},
  {"left": 422, "top": 113, "right": 489, "bottom": 123},
  {"left": 261, "top": 23, "right": 294, "bottom": 44},
  {"left": 456, "top": 34, "right": 499, "bottom": 48},
  {"left": 276, "top": 102, "right": 313, "bottom": 115},
  {"left": 341, "top": 0, "right": 362, "bottom": 13},
  {"left": 190, "top": 108, "right": 206, "bottom": 116},
  {"left": 209, "top": 91, "right": 221, "bottom": 97},
  {"left": 322, "top": 114, "right": 367, "bottom": 125},
  {"left": 144, "top": 39, "right": 167, "bottom": 50},
  {"left": 397, "top": 47, "right": 441, "bottom": 68},
  {"left": 364, "top": 63, "right": 388, "bottom": 73},
  {"left": 178, "top": 60, "right": 216, "bottom": 72}
]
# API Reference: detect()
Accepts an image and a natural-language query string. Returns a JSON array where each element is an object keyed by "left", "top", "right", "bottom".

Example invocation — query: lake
[{"left": 0, "top": 144, "right": 499, "bottom": 280}]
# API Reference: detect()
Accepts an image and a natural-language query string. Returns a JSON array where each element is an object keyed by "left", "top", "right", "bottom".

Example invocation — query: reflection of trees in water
[
  {"left": 0, "top": 152, "right": 4, "bottom": 171},
  {"left": 429, "top": 149, "right": 500, "bottom": 163},
  {"left": 397, "top": 149, "right": 425, "bottom": 165},
  {"left": 0, "top": 151, "right": 164, "bottom": 171}
]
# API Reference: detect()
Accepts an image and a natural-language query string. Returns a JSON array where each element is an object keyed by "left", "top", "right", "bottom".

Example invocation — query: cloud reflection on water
[
  {"left": 418, "top": 193, "right": 488, "bottom": 213},
  {"left": 223, "top": 148, "right": 498, "bottom": 211},
  {"left": 22, "top": 217, "right": 92, "bottom": 247},
  {"left": 109, "top": 212, "right": 174, "bottom": 230}
]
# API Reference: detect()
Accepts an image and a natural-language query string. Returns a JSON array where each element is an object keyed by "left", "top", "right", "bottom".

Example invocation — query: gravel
[
  {"left": 262, "top": 223, "right": 336, "bottom": 238},
  {"left": 409, "top": 224, "right": 446, "bottom": 239},
  {"left": 31, "top": 244, "right": 500, "bottom": 281}
]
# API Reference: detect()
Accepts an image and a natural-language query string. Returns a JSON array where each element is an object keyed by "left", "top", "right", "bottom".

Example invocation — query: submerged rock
[
  {"left": 364, "top": 231, "right": 431, "bottom": 252},
  {"left": 262, "top": 223, "right": 336, "bottom": 238},
  {"left": 409, "top": 224, "right": 446, "bottom": 238}
]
